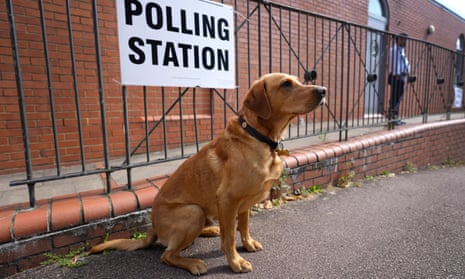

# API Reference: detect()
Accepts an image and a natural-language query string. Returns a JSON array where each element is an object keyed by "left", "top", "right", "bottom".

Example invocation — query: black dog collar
[{"left": 238, "top": 116, "right": 279, "bottom": 150}]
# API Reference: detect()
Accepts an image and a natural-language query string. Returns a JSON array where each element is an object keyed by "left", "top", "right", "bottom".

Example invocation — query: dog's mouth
[{"left": 319, "top": 97, "right": 327, "bottom": 106}]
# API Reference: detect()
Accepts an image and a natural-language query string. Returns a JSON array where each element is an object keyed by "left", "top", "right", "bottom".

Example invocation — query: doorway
[{"left": 364, "top": 0, "right": 388, "bottom": 118}]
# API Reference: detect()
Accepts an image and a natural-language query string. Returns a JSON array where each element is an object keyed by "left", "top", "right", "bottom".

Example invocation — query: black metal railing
[{"left": 3, "top": 0, "right": 464, "bottom": 207}]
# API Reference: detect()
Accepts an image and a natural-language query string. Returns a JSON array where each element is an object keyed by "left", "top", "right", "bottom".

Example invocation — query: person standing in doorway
[{"left": 388, "top": 33, "right": 410, "bottom": 125}]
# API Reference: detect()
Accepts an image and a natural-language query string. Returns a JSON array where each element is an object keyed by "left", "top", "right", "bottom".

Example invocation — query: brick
[
  {"left": 52, "top": 231, "right": 88, "bottom": 249},
  {"left": 133, "top": 187, "right": 158, "bottom": 209},
  {"left": 11, "top": 237, "right": 52, "bottom": 260},
  {"left": 50, "top": 198, "right": 82, "bottom": 231},
  {"left": 0, "top": 264, "right": 18, "bottom": 278},
  {"left": 13, "top": 205, "right": 49, "bottom": 239},
  {"left": 81, "top": 195, "right": 111, "bottom": 223},
  {"left": 0, "top": 209, "right": 14, "bottom": 244},
  {"left": 110, "top": 190, "right": 138, "bottom": 216}
]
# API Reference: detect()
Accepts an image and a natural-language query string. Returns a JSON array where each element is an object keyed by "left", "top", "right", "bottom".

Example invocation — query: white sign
[
  {"left": 453, "top": 86, "right": 463, "bottom": 108},
  {"left": 116, "top": 0, "right": 235, "bottom": 88}
]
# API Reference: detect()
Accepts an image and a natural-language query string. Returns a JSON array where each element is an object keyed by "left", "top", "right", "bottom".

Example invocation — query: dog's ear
[{"left": 243, "top": 79, "right": 272, "bottom": 120}]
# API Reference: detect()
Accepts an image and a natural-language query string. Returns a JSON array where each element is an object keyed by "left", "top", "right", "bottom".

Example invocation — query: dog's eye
[{"left": 281, "top": 80, "right": 293, "bottom": 89}]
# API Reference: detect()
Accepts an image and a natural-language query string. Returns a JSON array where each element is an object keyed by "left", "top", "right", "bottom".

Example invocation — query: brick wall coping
[{"left": 284, "top": 119, "right": 465, "bottom": 169}]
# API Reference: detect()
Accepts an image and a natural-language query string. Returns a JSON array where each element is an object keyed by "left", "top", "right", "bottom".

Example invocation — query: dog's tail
[{"left": 89, "top": 228, "right": 157, "bottom": 254}]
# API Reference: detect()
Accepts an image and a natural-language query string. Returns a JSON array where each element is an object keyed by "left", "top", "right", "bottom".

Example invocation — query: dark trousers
[{"left": 389, "top": 76, "right": 405, "bottom": 119}]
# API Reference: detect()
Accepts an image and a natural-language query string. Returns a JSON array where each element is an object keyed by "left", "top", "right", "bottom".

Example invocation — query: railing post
[
  {"left": 338, "top": 22, "right": 346, "bottom": 141},
  {"left": 7, "top": 0, "right": 36, "bottom": 207},
  {"left": 423, "top": 44, "right": 432, "bottom": 123},
  {"left": 91, "top": 0, "right": 111, "bottom": 192}
]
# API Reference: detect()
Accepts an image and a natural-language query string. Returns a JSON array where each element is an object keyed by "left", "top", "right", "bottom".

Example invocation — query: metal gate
[{"left": 3, "top": 0, "right": 463, "bottom": 207}]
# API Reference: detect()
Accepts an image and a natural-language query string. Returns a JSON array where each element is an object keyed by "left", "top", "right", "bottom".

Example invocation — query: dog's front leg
[
  {"left": 218, "top": 199, "right": 253, "bottom": 273},
  {"left": 238, "top": 210, "right": 263, "bottom": 252}
]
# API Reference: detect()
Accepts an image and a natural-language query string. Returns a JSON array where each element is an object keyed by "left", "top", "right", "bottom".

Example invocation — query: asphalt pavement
[{"left": 9, "top": 166, "right": 465, "bottom": 279}]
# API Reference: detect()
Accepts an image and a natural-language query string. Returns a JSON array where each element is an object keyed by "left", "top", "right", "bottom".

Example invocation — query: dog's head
[{"left": 243, "top": 73, "right": 326, "bottom": 121}]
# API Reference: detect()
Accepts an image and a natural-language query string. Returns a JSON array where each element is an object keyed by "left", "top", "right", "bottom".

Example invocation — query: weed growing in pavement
[
  {"left": 337, "top": 170, "right": 356, "bottom": 188},
  {"left": 403, "top": 161, "right": 417, "bottom": 174},
  {"left": 364, "top": 175, "right": 375, "bottom": 181},
  {"left": 306, "top": 185, "right": 324, "bottom": 194},
  {"left": 380, "top": 170, "right": 393, "bottom": 177},
  {"left": 131, "top": 231, "right": 147, "bottom": 240},
  {"left": 41, "top": 244, "right": 89, "bottom": 268},
  {"left": 271, "top": 169, "right": 291, "bottom": 193},
  {"left": 318, "top": 132, "right": 328, "bottom": 143}
]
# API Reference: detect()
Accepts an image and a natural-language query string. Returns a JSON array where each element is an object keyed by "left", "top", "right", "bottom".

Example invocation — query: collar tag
[{"left": 277, "top": 143, "right": 290, "bottom": 156}]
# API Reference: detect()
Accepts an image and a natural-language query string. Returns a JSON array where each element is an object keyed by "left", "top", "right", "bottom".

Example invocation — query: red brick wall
[
  {"left": 283, "top": 119, "right": 465, "bottom": 190},
  {"left": 1, "top": 0, "right": 464, "bottom": 174}
]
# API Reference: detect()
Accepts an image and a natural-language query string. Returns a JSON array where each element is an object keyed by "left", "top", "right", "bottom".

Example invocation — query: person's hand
[{"left": 407, "top": 75, "right": 416, "bottom": 83}]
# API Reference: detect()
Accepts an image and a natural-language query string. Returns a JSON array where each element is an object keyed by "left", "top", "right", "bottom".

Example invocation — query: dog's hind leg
[
  {"left": 200, "top": 217, "right": 221, "bottom": 237},
  {"left": 156, "top": 204, "right": 208, "bottom": 275}
]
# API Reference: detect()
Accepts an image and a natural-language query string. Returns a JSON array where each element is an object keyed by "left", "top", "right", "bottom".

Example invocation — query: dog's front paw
[
  {"left": 229, "top": 256, "right": 253, "bottom": 273},
  {"left": 243, "top": 238, "right": 263, "bottom": 252}
]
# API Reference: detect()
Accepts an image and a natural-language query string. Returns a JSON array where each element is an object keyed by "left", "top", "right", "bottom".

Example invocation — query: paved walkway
[{"left": 8, "top": 166, "right": 465, "bottom": 278}]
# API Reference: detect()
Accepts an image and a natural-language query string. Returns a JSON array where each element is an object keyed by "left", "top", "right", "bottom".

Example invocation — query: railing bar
[
  {"left": 286, "top": 9, "right": 292, "bottom": 137},
  {"left": 258, "top": 0, "right": 262, "bottom": 76},
  {"left": 446, "top": 53, "right": 455, "bottom": 119},
  {"left": 247, "top": 0, "right": 251, "bottom": 86},
  {"left": 6, "top": 0, "right": 36, "bottom": 206},
  {"left": 193, "top": 88, "right": 200, "bottom": 152},
  {"left": 234, "top": 0, "right": 240, "bottom": 113},
  {"left": 91, "top": 0, "right": 111, "bottom": 192},
  {"left": 320, "top": 17, "right": 325, "bottom": 133},
  {"left": 38, "top": 0, "right": 61, "bottom": 175},
  {"left": 10, "top": 168, "right": 111, "bottom": 187},
  {"left": 223, "top": 89, "right": 227, "bottom": 128},
  {"left": 178, "top": 88, "right": 185, "bottom": 157},
  {"left": 296, "top": 11, "right": 301, "bottom": 136},
  {"left": 66, "top": 0, "right": 86, "bottom": 171},
  {"left": 345, "top": 24, "right": 351, "bottom": 141},
  {"left": 279, "top": 7, "right": 282, "bottom": 73},
  {"left": 288, "top": 8, "right": 291, "bottom": 73},
  {"left": 424, "top": 44, "right": 433, "bottom": 122},
  {"left": 311, "top": 15, "right": 317, "bottom": 134},
  {"left": 162, "top": 88, "right": 168, "bottom": 159},
  {"left": 122, "top": 86, "right": 132, "bottom": 189},
  {"left": 210, "top": 89, "right": 215, "bottom": 140},
  {"left": 211, "top": 88, "right": 239, "bottom": 114},
  {"left": 357, "top": 27, "right": 363, "bottom": 126},
  {"left": 235, "top": 3, "right": 258, "bottom": 33},
  {"left": 305, "top": 13, "right": 310, "bottom": 135},
  {"left": 143, "top": 87, "right": 150, "bottom": 161},
  {"left": 268, "top": 2, "right": 272, "bottom": 73},
  {"left": 338, "top": 22, "right": 344, "bottom": 141}
]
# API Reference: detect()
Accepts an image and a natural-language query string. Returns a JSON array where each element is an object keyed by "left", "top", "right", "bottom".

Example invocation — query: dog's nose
[{"left": 315, "top": 86, "right": 326, "bottom": 97}]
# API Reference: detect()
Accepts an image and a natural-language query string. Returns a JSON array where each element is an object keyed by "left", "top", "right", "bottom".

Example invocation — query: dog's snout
[{"left": 315, "top": 87, "right": 326, "bottom": 97}]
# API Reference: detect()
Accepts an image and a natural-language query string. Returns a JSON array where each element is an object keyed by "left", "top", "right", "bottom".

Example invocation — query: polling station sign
[{"left": 116, "top": 0, "right": 235, "bottom": 88}]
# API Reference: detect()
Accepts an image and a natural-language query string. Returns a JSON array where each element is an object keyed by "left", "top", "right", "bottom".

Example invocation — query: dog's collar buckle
[{"left": 238, "top": 116, "right": 279, "bottom": 151}]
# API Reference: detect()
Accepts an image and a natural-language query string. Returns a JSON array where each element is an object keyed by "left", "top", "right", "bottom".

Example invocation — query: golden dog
[{"left": 90, "top": 73, "right": 326, "bottom": 275}]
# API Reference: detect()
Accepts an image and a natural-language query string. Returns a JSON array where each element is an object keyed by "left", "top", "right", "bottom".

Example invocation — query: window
[{"left": 368, "top": 0, "right": 386, "bottom": 17}]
